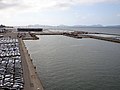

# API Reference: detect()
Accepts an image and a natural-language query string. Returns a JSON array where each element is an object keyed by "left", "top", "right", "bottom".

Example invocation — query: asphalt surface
[{"left": 19, "top": 39, "right": 33, "bottom": 90}]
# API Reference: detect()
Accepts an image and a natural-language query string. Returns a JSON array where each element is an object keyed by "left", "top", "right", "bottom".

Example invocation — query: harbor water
[{"left": 24, "top": 34, "right": 120, "bottom": 90}]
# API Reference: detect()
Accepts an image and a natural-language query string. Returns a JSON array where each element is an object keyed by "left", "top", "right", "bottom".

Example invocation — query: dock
[{"left": 19, "top": 38, "right": 44, "bottom": 90}]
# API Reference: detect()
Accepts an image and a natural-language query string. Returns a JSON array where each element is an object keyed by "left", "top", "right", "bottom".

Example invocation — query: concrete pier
[{"left": 19, "top": 38, "right": 44, "bottom": 90}]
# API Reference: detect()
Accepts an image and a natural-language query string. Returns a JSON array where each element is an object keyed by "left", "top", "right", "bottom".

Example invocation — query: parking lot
[{"left": 0, "top": 37, "right": 24, "bottom": 90}]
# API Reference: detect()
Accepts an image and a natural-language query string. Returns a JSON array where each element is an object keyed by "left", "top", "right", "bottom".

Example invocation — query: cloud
[
  {"left": 117, "top": 14, "right": 120, "bottom": 17},
  {"left": 0, "top": 0, "right": 120, "bottom": 25},
  {"left": 0, "top": 0, "right": 21, "bottom": 9},
  {"left": 0, "top": 0, "right": 120, "bottom": 20},
  {"left": 0, "top": 0, "right": 119, "bottom": 11},
  {"left": 73, "top": 0, "right": 119, "bottom": 4},
  {"left": 21, "top": 0, "right": 120, "bottom": 11}
]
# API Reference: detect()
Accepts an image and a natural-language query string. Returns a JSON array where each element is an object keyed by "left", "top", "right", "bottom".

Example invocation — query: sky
[{"left": 0, "top": 0, "right": 120, "bottom": 26}]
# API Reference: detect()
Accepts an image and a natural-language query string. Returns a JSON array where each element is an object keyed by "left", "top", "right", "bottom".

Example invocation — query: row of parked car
[
  {"left": 0, "top": 28, "right": 6, "bottom": 33},
  {"left": 0, "top": 37, "right": 24, "bottom": 90},
  {"left": 0, "top": 43, "right": 20, "bottom": 57},
  {"left": 0, "top": 37, "right": 18, "bottom": 44}
]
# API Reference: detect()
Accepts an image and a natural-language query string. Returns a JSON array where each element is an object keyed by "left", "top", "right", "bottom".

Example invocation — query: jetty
[
  {"left": 82, "top": 34, "right": 120, "bottom": 43},
  {"left": 19, "top": 38, "right": 44, "bottom": 90}
]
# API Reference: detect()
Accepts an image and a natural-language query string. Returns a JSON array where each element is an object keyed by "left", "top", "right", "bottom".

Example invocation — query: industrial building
[{"left": 17, "top": 28, "right": 43, "bottom": 32}]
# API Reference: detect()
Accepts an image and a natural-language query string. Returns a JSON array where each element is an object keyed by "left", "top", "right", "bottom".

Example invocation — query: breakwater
[
  {"left": 18, "top": 30, "right": 120, "bottom": 43},
  {"left": 35, "top": 30, "right": 120, "bottom": 43},
  {"left": 81, "top": 34, "right": 120, "bottom": 43}
]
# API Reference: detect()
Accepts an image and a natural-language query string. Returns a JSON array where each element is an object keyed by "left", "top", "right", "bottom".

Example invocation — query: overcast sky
[{"left": 0, "top": 0, "right": 120, "bottom": 26}]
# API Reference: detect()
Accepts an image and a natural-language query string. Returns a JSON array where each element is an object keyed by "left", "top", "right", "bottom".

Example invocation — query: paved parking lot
[
  {"left": 0, "top": 32, "right": 44, "bottom": 90},
  {"left": 0, "top": 37, "right": 24, "bottom": 90}
]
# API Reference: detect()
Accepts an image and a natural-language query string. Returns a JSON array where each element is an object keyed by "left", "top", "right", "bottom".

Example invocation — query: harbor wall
[{"left": 19, "top": 38, "right": 44, "bottom": 90}]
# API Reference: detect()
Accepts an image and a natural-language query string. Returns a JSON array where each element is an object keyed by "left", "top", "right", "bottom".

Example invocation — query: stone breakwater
[{"left": 29, "top": 31, "right": 120, "bottom": 43}]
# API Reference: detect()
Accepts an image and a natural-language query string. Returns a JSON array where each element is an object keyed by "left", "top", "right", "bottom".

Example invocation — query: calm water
[
  {"left": 48, "top": 27, "right": 120, "bottom": 35},
  {"left": 24, "top": 35, "right": 120, "bottom": 90}
]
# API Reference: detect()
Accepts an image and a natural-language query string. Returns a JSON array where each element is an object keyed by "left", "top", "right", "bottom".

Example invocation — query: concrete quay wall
[{"left": 19, "top": 38, "right": 44, "bottom": 90}]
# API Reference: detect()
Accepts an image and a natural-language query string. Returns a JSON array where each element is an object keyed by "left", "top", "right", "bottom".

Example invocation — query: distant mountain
[
  {"left": 59, "top": 24, "right": 120, "bottom": 28},
  {"left": 28, "top": 24, "right": 51, "bottom": 27},
  {"left": 90, "top": 24, "right": 103, "bottom": 27},
  {"left": 27, "top": 24, "right": 120, "bottom": 28},
  {"left": 72, "top": 24, "right": 103, "bottom": 28},
  {"left": 105, "top": 25, "right": 120, "bottom": 28}
]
